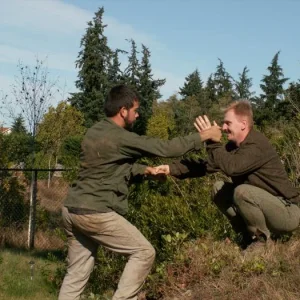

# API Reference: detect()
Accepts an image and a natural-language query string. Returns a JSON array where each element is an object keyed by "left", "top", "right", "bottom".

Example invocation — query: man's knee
[
  {"left": 212, "top": 181, "right": 225, "bottom": 199},
  {"left": 144, "top": 244, "right": 156, "bottom": 265},
  {"left": 233, "top": 184, "right": 253, "bottom": 206}
]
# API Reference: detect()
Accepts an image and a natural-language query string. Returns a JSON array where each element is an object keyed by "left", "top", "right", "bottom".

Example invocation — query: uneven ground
[{"left": 159, "top": 233, "right": 300, "bottom": 300}]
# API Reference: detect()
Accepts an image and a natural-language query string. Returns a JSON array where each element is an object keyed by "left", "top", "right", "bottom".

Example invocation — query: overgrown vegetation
[{"left": 1, "top": 5, "right": 300, "bottom": 300}]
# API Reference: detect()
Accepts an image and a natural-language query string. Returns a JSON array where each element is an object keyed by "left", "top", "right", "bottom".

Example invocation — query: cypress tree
[{"left": 69, "top": 7, "right": 112, "bottom": 127}]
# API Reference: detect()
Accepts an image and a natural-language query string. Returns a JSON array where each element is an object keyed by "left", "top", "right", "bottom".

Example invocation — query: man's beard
[{"left": 124, "top": 116, "right": 134, "bottom": 131}]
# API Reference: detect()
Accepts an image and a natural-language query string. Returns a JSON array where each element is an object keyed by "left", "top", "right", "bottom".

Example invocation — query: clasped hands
[{"left": 145, "top": 115, "right": 221, "bottom": 179}]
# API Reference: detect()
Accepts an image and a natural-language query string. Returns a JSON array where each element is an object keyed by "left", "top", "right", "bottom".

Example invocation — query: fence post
[{"left": 28, "top": 170, "right": 38, "bottom": 250}]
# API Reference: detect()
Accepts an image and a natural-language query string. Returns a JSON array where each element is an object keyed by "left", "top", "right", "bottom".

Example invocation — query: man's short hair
[
  {"left": 104, "top": 85, "right": 138, "bottom": 117},
  {"left": 225, "top": 100, "right": 254, "bottom": 128}
]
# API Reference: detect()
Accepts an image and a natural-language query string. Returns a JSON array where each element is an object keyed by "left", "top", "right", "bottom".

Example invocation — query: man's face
[
  {"left": 222, "top": 109, "right": 246, "bottom": 145},
  {"left": 123, "top": 100, "right": 140, "bottom": 129}
]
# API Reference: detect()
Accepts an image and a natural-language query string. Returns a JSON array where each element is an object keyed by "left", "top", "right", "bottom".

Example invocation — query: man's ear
[
  {"left": 120, "top": 107, "right": 128, "bottom": 118},
  {"left": 241, "top": 119, "right": 247, "bottom": 130}
]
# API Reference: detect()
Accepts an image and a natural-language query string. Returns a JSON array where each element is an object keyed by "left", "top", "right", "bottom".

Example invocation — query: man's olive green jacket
[
  {"left": 64, "top": 118, "right": 202, "bottom": 215},
  {"left": 169, "top": 129, "right": 300, "bottom": 204}
]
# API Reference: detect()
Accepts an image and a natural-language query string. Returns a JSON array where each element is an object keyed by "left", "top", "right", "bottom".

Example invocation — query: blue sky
[{"left": 0, "top": 0, "right": 299, "bottom": 125}]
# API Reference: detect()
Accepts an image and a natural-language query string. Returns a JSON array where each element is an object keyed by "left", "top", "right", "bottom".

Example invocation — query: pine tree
[
  {"left": 235, "top": 66, "right": 254, "bottom": 99},
  {"left": 179, "top": 69, "right": 203, "bottom": 98},
  {"left": 214, "top": 59, "right": 233, "bottom": 99},
  {"left": 260, "top": 51, "right": 289, "bottom": 110},
  {"left": 134, "top": 45, "right": 165, "bottom": 134},
  {"left": 69, "top": 7, "right": 112, "bottom": 127},
  {"left": 11, "top": 114, "right": 27, "bottom": 134}
]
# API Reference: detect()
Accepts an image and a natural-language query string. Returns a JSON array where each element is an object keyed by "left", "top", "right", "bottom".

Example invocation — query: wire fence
[{"left": 0, "top": 168, "right": 70, "bottom": 251}]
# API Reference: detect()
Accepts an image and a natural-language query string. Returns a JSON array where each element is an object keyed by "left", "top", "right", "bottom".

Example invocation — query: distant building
[{"left": 0, "top": 126, "right": 11, "bottom": 135}]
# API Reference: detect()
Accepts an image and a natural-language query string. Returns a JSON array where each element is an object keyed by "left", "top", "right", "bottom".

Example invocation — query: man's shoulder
[
  {"left": 87, "top": 119, "right": 121, "bottom": 135},
  {"left": 247, "top": 129, "right": 270, "bottom": 144}
]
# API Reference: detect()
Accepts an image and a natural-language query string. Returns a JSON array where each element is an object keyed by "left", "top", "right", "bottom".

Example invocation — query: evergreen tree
[
  {"left": 107, "top": 49, "right": 126, "bottom": 86},
  {"left": 134, "top": 44, "right": 165, "bottom": 134},
  {"left": 204, "top": 74, "right": 217, "bottom": 104},
  {"left": 69, "top": 7, "right": 112, "bottom": 127},
  {"left": 124, "top": 39, "right": 140, "bottom": 89},
  {"left": 179, "top": 69, "right": 203, "bottom": 98},
  {"left": 214, "top": 59, "right": 233, "bottom": 99},
  {"left": 275, "top": 81, "right": 300, "bottom": 120},
  {"left": 7, "top": 114, "right": 32, "bottom": 164},
  {"left": 11, "top": 114, "right": 27, "bottom": 134},
  {"left": 260, "top": 51, "right": 289, "bottom": 110},
  {"left": 235, "top": 66, "right": 254, "bottom": 99},
  {"left": 286, "top": 81, "right": 300, "bottom": 110}
]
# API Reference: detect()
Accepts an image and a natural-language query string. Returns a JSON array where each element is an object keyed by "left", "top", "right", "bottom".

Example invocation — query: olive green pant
[
  {"left": 58, "top": 207, "right": 155, "bottom": 300},
  {"left": 212, "top": 181, "right": 300, "bottom": 239}
]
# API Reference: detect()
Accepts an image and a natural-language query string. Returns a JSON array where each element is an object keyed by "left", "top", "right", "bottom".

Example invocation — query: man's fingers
[
  {"left": 195, "top": 117, "right": 207, "bottom": 131},
  {"left": 203, "top": 115, "right": 212, "bottom": 127},
  {"left": 154, "top": 165, "right": 170, "bottom": 175},
  {"left": 213, "top": 120, "right": 221, "bottom": 129},
  {"left": 195, "top": 115, "right": 212, "bottom": 131},
  {"left": 194, "top": 122, "right": 202, "bottom": 132}
]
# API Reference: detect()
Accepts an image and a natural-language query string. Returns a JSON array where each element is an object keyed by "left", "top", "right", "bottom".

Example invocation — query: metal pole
[{"left": 28, "top": 170, "right": 37, "bottom": 250}]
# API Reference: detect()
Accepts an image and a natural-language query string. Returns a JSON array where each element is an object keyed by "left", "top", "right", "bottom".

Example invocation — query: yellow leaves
[{"left": 146, "top": 104, "right": 175, "bottom": 140}]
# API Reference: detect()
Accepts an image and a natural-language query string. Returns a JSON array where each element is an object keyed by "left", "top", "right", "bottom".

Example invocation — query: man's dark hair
[{"left": 104, "top": 85, "right": 138, "bottom": 117}]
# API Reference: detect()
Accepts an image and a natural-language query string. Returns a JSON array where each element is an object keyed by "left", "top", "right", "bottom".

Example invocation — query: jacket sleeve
[
  {"left": 206, "top": 141, "right": 272, "bottom": 176},
  {"left": 131, "top": 163, "right": 147, "bottom": 177},
  {"left": 169, "top": 157, "right": 208, "bottom": 179},
  {"left": 119, "top": 131, "right": 202, "bottom": 158}
]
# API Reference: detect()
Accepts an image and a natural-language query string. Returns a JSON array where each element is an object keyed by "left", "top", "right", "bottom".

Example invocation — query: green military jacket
[
  {"left": 64, "top": 118, "right": 202, "bottom": 215},
  {"left": 169, "top": 129, "right": 300, "bottom": 204}
]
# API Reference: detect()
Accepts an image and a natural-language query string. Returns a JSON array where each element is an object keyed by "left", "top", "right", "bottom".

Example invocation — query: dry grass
[
  {"left": 160, "top": 233, "right": 300, "bottom": 300},
  {"left": 0, "top": 228, "right": 64, "bottom": 250},
  {"left": 0, "top": 177, "right": 69, "bottom": 250},
  {"left": 37, "top": 177, "right": 69, "bottom": 212}
]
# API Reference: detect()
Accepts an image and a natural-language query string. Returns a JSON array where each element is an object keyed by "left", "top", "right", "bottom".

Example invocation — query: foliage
[
  {"left": 167, "top": 95, "right": 202, "bottom": 136},
  {"left": 179, "top": 69, "right": 203, "bottom": 99},
  {"left": 36, "top": 101, "right": 85, "bottom": 165},
  {"left": 60, "top": 135, "right": 84, "bottom": 182},
  {"left": 11, "top": 114, "right": 27, "bottom": 134},
  {"left": 204, "top": 74, "right": 217, "bottom": 104},
  {"left": 0, "top": 133, "right": 28, "bottom": 228},
  {"left": 133, "top": 44, "right": 166, "bottom": 135},
  {"left": 234, "top": 66, "right": 254, "bottom": 99},
  {"left": 5, "top": 132, "right": 33, "bottom": 165},
  {"left": 69, "top": 7, "right": 112, "bottom": 127},
  {"left": 146, "top": 101, "right": 175, "bottom": 140},
  {"left": 255, "top": 51, "right": 289, "bottom": 125},
  {"left": 214, "top": 58, "right": 234, "bottom": 99},
  {"left": 260, "top": 51, "right": 289, "bottom": 110}
]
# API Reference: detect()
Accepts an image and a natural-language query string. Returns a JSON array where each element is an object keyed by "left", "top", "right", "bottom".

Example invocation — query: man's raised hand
[{"left": 194, "top": 115, "right": 222, "bottom": 142}]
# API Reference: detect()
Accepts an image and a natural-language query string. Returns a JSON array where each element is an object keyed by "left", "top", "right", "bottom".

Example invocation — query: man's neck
[
  {"left": 109, "top": 115, "right": 125, "bottom": 128},
  {"left": 236, "top": 128, "right": 251, "bottom": 146}
]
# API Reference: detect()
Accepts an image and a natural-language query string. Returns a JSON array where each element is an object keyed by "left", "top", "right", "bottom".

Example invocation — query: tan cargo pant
[
  {"left": 212, "top": 181, "right": 300, "bottom": 239},
  {"left": 58, "top": 207, "right": 155, "bottom": 300}
]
